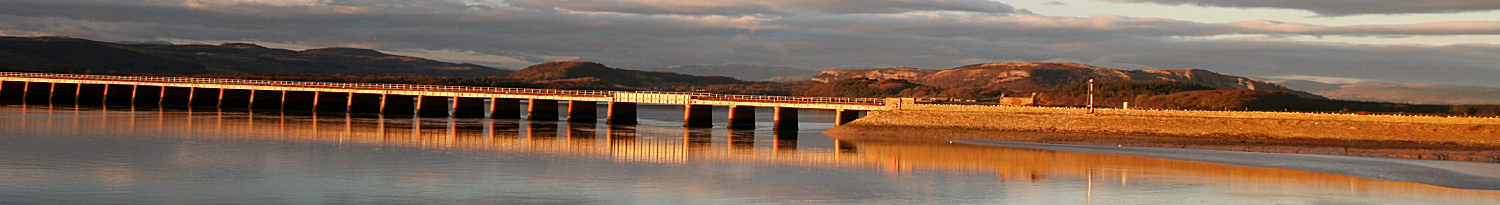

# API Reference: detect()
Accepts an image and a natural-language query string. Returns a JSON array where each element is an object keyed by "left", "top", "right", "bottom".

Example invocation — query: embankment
[{"left": 831, "top": 104, "right": 1500, "bottom": 146}]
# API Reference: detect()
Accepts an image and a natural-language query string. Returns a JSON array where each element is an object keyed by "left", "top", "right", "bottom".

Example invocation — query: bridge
[{"left": 0, "top": 72, "right": 910, "bottom": 129}]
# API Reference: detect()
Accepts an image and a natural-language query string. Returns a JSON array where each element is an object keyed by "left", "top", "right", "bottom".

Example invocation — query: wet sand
[{"left": 828, "top": 126, "right": 1500, "bottom": 163}]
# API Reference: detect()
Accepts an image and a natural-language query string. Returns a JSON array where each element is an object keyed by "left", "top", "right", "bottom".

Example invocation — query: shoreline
[{"left": 829, "top": 104, "right": 1500, "bottom": 163}]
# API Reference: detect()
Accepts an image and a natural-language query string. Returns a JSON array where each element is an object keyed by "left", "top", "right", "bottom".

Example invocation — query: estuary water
[{"left": 2, "top": 103, "right": 1499, "bottom": 204}]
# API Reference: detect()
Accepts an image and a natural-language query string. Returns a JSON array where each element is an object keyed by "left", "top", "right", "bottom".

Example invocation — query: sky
[{"left": 0, "top": 0, "right": 1498, "bottom": 86}]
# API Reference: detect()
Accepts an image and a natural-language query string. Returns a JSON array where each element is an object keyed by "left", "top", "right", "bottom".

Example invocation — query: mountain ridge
[
  {"left": 1274, "top": 81, "right": 1500, "bottom": 105},
  {"left": 812, "top": 62, "right": 1323, "bottom": 99}
]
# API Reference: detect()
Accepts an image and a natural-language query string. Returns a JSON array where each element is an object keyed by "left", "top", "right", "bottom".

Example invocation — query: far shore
[{"left": 828, "top": 104, "right": 1500, "bottom": 163}]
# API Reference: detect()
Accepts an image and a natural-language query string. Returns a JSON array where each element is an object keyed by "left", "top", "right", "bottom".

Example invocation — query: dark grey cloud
[
  {"left": 0, "top": 0, "right": 1497, "bottom": 87},
  {"left": 1105, "top": 0, "right": 1500, "bottom": 16},
  {"left": 505, "top": 0, "right": 1015, "bottom": 16},
  {"left": 762, "top": 14, "right": 1500, "bottom": 42}
]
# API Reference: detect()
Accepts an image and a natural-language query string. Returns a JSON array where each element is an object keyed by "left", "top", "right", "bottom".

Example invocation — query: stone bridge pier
[
  {"left": 219, "top": 89, "right": 253, "bottom": 109},
  {"left": 249, "top": 90, "right": 282, "bottom": 109},
  {"left": 382, "top": 95, "right": 417, "bottom": 116},
  {"left": 282, "top": 91, "right": 318, "bottom": 111},
  {"left": 160, "top": 87, "right": 193, "bottom": 106},
  {"left": 49, "top": 83, "right": 79, "bottom": 104},
  {"left": 528, "top": 99, "right": 559, "bottom": 121},
  {"left": 727, "top": 105, "right": 756, "bottom": 130},
  {"left": 567, "top": 101, "right": 597, "bottom": 123},
  {"left": 416, "top": 96, "right": 450, "bottom": 118},
  {"left": 606, "top": 102, "right": 637, "bottom": 125},
  {"left": 683, "top": 105, "right": 713, "bottom": 128},
  {"left": 347, "top": 94, "right": 382, "bottom": 113},
  {"left": 190, "top": 88, "right": 221, "bottom": 107},
  {"left": 452, "top": 97, "right": 487, "bottom": 118},
  {"left": 314, "top": 92, "right": 350, "bottom": 113},
  {"left": 74, "top": 84, "right": 108, "bottom": 104},
  {"left": 103, "top": 84, "right": 135, "bottom": 105},
  {"left": 133, "top": 85, "right": 163, "bottom": 105},
  {"left": 490, "top": 98, "right": 521, "bottom": 119},
  {"left": 0, "top": 81, "right": 28, "bottom": 104}
]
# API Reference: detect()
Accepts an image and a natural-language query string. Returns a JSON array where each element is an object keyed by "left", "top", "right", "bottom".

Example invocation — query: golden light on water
[{"left": 4, "top": 104, "right": 1500, "bottom": 203}]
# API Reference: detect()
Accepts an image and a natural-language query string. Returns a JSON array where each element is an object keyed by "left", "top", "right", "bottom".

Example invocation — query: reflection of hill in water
[{"left": 5, "top": 105, "right": 1500, "bottom": 200}]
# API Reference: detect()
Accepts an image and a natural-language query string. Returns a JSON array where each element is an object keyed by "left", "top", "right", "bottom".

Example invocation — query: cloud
[
  {"left": 505, "top": 0, "right": 1016, "bottom": 16},
  {"left": 766, "top": 13, "right": 1500, "bottom": 41},
  {"left": 1043, "top": 1, "right": 1067, "bottom": 6},
  {"left": 0, "top": 0, "right": 1497, "bottom": 87},
  {"left": 1223, "top": 20, "right": 1500, "bottom": 36},
  {"left": 1104, "top": 0, "right": 1500, "bottom": 16}
]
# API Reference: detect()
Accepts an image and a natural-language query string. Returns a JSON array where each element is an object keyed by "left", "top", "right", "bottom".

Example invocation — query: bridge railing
[
  {"left": 0, "top": 72, "right": 886, "bottom": 105},
  {"left": 700, "top": 94, "right": 885, "bottom": 105}
]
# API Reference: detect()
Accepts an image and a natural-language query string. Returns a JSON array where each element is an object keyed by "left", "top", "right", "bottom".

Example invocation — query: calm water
[{"left": 2, "top": 103, "right": 1500, "bottom": 204}]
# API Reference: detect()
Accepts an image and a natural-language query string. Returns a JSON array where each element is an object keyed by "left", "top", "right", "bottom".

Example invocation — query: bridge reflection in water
[
  {"left": 6, "top": 103, "right": 859, "bottom": 167},
  {"left": 4, "top": 104, "right": 1499, "bottom": 202}
]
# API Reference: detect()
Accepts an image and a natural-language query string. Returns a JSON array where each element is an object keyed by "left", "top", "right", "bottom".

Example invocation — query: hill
[
  {"left": 1274, "top": 80, "right": 1500, "bottom": 105},
  {"left": 797, "top": 78, "right": 931, "bottom": 97},
  {"left": 0, "top": 36, "right": 512, "bottom": 77},
  {"left": 812, "top": 62, "right": 1322, "bottom": 99},
  {"left": 1320, "top": 82, "right": 1500, "bottom": 105},
  {"left": 509, "top": 62, "right": 749, "bottom": 87},
  {"left": 0, "top": 37, "right": 207, "bottom": 73},
  {"left": 644, "top": 64, "right": 820, "bottom": 81},
  {"left": 1039, "top": 80, "right": 1215, "bottom": 106}
]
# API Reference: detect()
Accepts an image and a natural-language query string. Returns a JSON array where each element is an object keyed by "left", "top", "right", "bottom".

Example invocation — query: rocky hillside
[
  {"left": 510, "top": 62, "right": 748, "bottom": 87},
  {"left": 812, "top": 62, "right": 1322, "bottom": 98},
  {"left": 0, "top": 36, "right": 512, "bottom": 77}
]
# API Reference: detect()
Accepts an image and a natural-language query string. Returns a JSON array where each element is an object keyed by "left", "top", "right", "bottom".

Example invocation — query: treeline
[
  {"left": 1451, "top": 105, "right": 1500, "bottom": 117},
  {"left": 1041, "top": 81, "right": 1213, "bottom": 106},
  {"left": 662, "top": 83, "right": 814, "bottom": 95}
]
